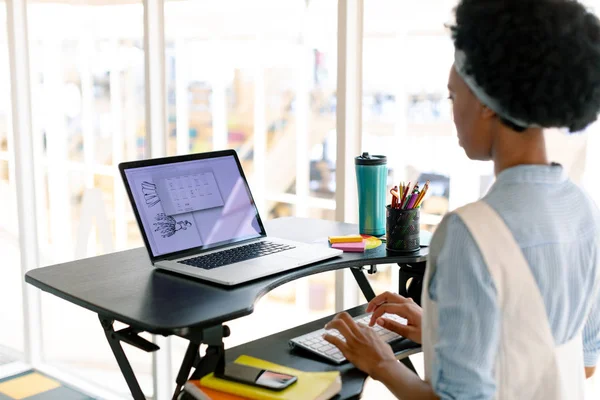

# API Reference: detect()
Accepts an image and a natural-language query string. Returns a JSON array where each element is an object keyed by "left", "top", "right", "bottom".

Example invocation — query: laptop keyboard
[{"left": 178, "top": 241, "right": 295, "bottom": 270}]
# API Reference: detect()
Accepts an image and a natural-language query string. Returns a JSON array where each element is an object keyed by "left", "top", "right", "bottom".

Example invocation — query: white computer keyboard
[{"left": 289, "top": 312, "right": 407, "bottom": 364}]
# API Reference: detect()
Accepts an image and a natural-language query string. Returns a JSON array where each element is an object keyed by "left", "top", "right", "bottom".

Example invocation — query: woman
[{"left": 323, "top": 0, "right": 600, "bottom": 398}]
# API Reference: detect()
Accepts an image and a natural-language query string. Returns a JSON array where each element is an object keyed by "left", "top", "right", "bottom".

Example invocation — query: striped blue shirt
[{"left": 428, "top": 164, "right": 600, "bottom": 399}]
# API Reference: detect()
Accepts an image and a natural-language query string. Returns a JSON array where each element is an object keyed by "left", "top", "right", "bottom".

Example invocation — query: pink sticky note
[{"left": 332, "top": 240, "right": 366, "bottom": 253}]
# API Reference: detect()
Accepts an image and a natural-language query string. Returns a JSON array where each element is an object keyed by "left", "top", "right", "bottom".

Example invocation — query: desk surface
[{"left": 25, "top": 217, "right": 429, "bottom": 333}]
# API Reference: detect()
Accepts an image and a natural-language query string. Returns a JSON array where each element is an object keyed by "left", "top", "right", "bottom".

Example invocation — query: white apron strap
[
  {"left": 551, "top": 335, "right": 585, "bottom": 400},
  {"left": 422, "top": 201, "right": 586, "bottom": 399},
  {"left": 455, "top": 202, "right": 568, "bottom": 399}
]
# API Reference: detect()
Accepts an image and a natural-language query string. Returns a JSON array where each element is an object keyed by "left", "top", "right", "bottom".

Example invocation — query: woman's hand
[
  {"left": 323, "top": 312, "right": 398, "bottom": 380},
  {"left": 366, "top": 291, "right": 423, "bottom": 344}
]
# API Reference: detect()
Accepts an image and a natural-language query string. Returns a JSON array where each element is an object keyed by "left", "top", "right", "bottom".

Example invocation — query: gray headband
[{"left": 454, "top": 50, "right": 538, "bottom": 129}]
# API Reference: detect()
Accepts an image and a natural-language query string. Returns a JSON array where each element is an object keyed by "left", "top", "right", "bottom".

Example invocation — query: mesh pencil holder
[{"left": 386, "top": 205, "right": 420, "bottom": 253}]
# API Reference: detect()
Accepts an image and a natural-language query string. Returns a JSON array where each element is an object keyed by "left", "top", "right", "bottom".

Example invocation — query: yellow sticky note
[
  {"left": 0, "top": 372, "right": 60, "bottom": 399},
  {"left": 363, "top": 236, "right": 383, "bottom": 250},
  {"left": 328, "top": 235, "right": 364, "bottom": 244}
]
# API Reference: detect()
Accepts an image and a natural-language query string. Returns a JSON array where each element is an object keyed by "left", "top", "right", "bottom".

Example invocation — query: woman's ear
[{"left": 480, "top": 103, "right": 496, "bottom": 120}]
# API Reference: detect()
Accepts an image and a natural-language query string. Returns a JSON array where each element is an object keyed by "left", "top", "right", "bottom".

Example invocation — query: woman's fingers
[
  {"left": 376, "top": 317, "right": 421, "bottom": 343},
  {"left": 366, "top": 291, "right": 413, "bottom": 312},
  {"left": 325, "top": 312, "right": 362, "bottom": 343},
  {"left": 323, "top": 332, "right": 350, "bottom": 354},
  {"left": 368, "top": 303, "right": 421, "bottom": 326}
]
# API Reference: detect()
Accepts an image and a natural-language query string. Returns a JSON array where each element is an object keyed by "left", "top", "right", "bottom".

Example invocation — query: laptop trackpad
[
  {"left": 278, "top": 251, "right": 306, "bottom": 261},
  {"left": 278, "top": 246, "right": 323, "bottom": 261}
]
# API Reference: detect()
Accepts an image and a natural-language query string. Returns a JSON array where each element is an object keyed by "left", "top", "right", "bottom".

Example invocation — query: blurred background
[{"left": 1, "top": 0, "right": 599, "bottom": 398}]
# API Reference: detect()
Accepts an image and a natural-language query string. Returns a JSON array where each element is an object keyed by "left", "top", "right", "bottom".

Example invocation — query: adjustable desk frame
[
  {"left": 25, "top": 218, "right": 428, "bottom": 400},
  {"left": 99, "top": 264, "right": 422, "bottom": 400}
]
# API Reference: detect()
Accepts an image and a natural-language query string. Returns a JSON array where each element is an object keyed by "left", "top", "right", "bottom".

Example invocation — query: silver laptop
[{"left": 119, "top": 150, "right": 342, "bottom": 286}]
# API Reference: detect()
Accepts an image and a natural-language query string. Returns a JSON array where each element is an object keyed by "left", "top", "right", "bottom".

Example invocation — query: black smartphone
[{"left": 215, "top": 363, "right": 298, "bottom": 391}]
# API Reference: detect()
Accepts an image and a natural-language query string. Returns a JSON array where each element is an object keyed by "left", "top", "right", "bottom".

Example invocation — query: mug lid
[{"left": 355, "top": 152, "right": 387, "bottom": 165}]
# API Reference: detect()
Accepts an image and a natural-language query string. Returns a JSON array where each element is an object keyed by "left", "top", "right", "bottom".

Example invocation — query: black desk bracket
[
  {"left": 99, "top": 316, "right": 159, "bottom": 400},
  {"left": 173, "top": 324, "right": 230, "bottom": 400},
  {"left": 350, "top": 267, "right": 377, "bottom": 301},
  {"left": 397, "top": 262, "right": 427, "bottom": 307},
  {"left": 191, "top": 325, "right": 230, "bottom": 378}
]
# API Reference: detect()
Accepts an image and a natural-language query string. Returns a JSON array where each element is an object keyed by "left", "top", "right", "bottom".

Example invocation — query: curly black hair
[{"left": 451, "top": 0, "right": 600, "bottom": 133}]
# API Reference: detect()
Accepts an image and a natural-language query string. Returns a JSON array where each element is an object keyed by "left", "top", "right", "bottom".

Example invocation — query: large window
[
  {"left": 357, "top": 0, "right": 477, "bottom": 329},
  {"left": 0, "top": 0, "right": 23, "bottom": 357},
  {"left": 163, "top": 0, "right": 342, "bottom": 384},
  {"left": 26, "top": 0, "right": 150, "bottom": 397},
  {"left": 163, "top": 0, "right": 338, "bottom": 217}
]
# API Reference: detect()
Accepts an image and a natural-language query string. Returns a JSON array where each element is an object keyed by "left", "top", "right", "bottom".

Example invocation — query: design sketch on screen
[
  {"left": 124, "top": 156, "right": 264, "bottom": 257},
  {"left": 133, "top": 175, "right": 206, "bottom": 255},
  {"left": 142, "top": 181, "right": 160, "bottom": 207},
  {"left": 155, "top": 171, "right": 224, "bottom": 216},
  {"left": 153, "top": 213, "right": 193, "bottom": 238}
]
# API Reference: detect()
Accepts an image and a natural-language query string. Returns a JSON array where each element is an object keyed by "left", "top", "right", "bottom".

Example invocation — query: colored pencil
[
  {"left": 414, "top": 181, "right": 430, "bottom": 208},
  {"left": 407, "top": 193, "right": 419, "bottom": 209},
  {"left": 400, "top": 181, "right": 411, "bottom": 206}
]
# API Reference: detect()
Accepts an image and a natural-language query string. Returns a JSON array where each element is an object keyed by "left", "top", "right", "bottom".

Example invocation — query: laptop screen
[{"left": 122, "top": 154, "right": 264, "bottom": 258}]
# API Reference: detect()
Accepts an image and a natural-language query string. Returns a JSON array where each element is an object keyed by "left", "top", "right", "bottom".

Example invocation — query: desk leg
[
  {"left": 173, "top": 342, "right": 200, "bottom": 400},
  {"left": 400, "top": 357, "right": 417, "bottom": 375},
  {"left": 350, "top": 268, "right": 376, "bottom": 301},
  {"left": 99, "top": 317, "right": 145, "bottom": 400}
]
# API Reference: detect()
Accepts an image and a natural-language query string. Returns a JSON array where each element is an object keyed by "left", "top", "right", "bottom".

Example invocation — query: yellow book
[
  {"left": 328, "top": 234, "right": 363, "bottom": 244},
  {"left": 198, "top": 355, "right": 341, "bottom": 400},
  {"left": 184, "top": 382, "right": 248, "bottom": 399}
]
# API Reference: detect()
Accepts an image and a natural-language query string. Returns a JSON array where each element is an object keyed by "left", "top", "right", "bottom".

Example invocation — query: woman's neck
[{"left": 491, "top": 126, "right": 549, "bottom": 176}]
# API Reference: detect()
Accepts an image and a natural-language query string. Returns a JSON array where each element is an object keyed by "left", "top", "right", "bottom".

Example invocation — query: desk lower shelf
[{"left": 223, "top": 304, "right": 422, "bottom": 400}]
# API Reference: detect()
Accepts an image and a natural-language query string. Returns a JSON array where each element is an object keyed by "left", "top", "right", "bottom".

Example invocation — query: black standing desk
[{"left": 25, "top": 217, "right": 428, "bottom": 399}]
